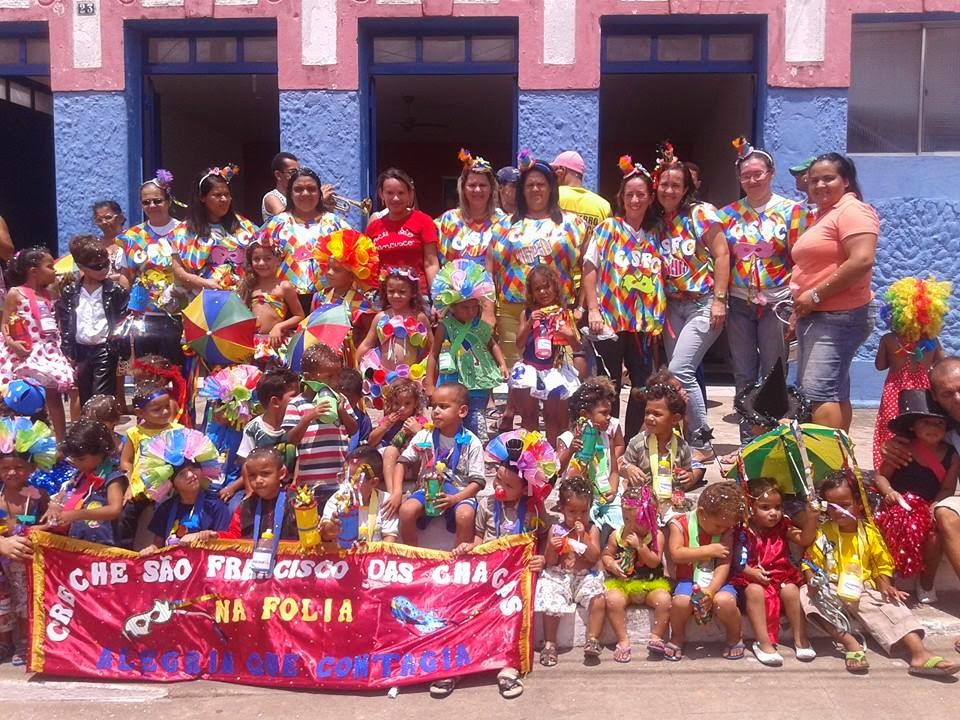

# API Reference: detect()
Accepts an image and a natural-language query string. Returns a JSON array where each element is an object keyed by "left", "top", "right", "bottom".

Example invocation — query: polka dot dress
[{"left": 0, "top": 289, "right": 75, "bottom": 392}]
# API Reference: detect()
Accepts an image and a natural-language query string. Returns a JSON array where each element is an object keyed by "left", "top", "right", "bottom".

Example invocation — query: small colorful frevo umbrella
[
  {"left": 182, "top": 289, "right": 256, "bottom": 366},
  {"left": 285, "top": 302, "right": 352, "bottom": 372}
]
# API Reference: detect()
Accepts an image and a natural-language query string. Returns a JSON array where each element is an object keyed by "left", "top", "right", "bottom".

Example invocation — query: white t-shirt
[
  {"left": 398, "top": 427, "right": 485, "bottom": 489},
  {"left": 322, "top": 488, "right": 399, "bottom": 541}
]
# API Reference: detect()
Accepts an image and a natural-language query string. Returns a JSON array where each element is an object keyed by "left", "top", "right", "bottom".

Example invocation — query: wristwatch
[
  {"left": 811, "top": 289, "right": 822, "bottom": 304},
  {"left": 714, "top": 291, "right": 727, "bottom": 301}
]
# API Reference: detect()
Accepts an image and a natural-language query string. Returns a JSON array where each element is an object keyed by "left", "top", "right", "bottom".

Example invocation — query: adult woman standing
[
  {"left": 92, "top": 200, "right": 129, "bottom": 288},
  {"left": 583, "top": 156, "right": 665, "bottom": 440},
  {"left": 260, "top": 167, "right": 351, "bottom": 314},
  {"left": 718, "top": 137, "right": 810, "bottom": 443},
  {"left": 172, "top": 165, "right": 257, "bottom": 296},
  {"left": 436, "top": 150, "right": 508, "bottom": 265},
  {"left": 496, "top": 166, "right": 520, "bottom": 216},
  {"left": 118, "top": 171, "right": 184, "bottom": 363},
  {"left": 366, "top": 168, "right": 439, "bottom": 301},
  {"left": 652, "top": 144, "right": 729, "bottom": 459},
  {"left": 791, "top": 153, "right": 878, "bottom": 431},
  {"left": 488, "top": 152, "right": 585, "bottom": 437}
]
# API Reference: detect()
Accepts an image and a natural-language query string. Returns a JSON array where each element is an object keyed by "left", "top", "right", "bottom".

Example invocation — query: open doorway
[
  {"left": 0, "top": 33, "right": 54, "bottom": 253},
  {"left": 146, "top": 74, "right": 278, "bottom": 221},
  {"left": 374, "top": 75, "right": 515, "bottom": 216}
]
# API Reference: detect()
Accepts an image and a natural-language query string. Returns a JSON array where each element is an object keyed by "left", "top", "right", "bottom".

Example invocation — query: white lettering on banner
[
  {"left": 142, "top": 557, "right": 192, "bottom": 583},
  {"left": 69, "top": 562, "right": 129, "bottom": 591},
  {"left": 301, "top": 0, "right": 337, "bottom": 66},
  {"left": 431, "top": 561, "right": 490, "bottom": 586},
  {"left": 46, "top": 585, "right": 77, "bottom": 642},
  {"left": 367, "top": 558, "right": 414, "bottom": 584}
]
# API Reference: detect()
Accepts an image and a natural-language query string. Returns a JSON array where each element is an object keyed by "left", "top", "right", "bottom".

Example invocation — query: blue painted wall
[
  {"left": 279, "top": 90, "right": 364, "bottom": 228},
  {"left": 517, "top": 90, "right": 600, "bottom": 192},
  {"left": 53, "top": 92, "right": 130, "bottom": 254},
  {"left": 763, "top": 86, "right": 960, "bottom": 407}
]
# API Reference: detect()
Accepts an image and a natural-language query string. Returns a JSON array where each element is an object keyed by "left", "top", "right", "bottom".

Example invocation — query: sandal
[
  {"left": 429, "top": 677, "right": 458, "bottom": 699},
  {"left": 497, "top": 670, "right": 524, "bottom": 699},
  {"left": 723, "top": 641, "right": 746, "bottom": 660},
  {"left": 583, "top": 638, "right": 601, "bottom": 658},
  {"left": 908, "top": 656, "right": 960, "bottom": 677},
  {"left": 844, "top": 650, "right": 869, "bottom": 674},
  {"left": 663, "top": 642, "right": 683, "bottom": 662},
  {"left": 613, "top": 644, "right": 632, "bottom": 663},
  {"left": 540, "top": 645, "right": 558, "bottom": 667},
  {"left": 646, "top": 637, "right": 666, "bottom": 656}
]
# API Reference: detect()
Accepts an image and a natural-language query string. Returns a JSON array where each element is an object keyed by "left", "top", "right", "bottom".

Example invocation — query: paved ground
[{"left": 7, "top": 386, "right": 940, "bottom": 718}]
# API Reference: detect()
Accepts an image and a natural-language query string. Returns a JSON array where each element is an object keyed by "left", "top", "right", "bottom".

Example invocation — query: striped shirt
[{"left": 281, "top": 394, "right": 348, "bottom": 487}]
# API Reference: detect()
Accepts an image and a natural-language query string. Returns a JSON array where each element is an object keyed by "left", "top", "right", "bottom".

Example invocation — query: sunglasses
[
  {"left": 141, "top": 198, "right": 166, "bottom": 207},
  {"left": 83, "top": 262, "right": 110, "bottom": 272}
]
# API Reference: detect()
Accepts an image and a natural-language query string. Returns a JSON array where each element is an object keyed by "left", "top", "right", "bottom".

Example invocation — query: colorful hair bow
[
  {"left": 652, "top": 141, "right": 677, "bottom": 189},
  {"left": 198, "top": 364, "right": 262, "bottom": 429},
  {"left": 621, "top": 485, "right": 660, "bottom": 553},
  {"left": 381, "top": 266, "right": 420, "bottom": 286},
  {"left": 731, "top": 136, "right": 774, "bottom": 166},
  {"left": 485, "top": 429, "right": 558, "bottom": 504},
  {"left": 0, "top": 417, "right": 56, "bottom": 470},
  {"left": 130, "top": 427, "right": 221, "bottom": 502},
  {"left": 517, "top": 149, "right": 536, "bottom": 173},
  {"left": 617, "top": 154, "right": 652, "bottom": 180},
  {"left": 430, "top": 258, "right": 495, "bottom": 313},
  {"left": 199, "top": 163, "right": 240, "bottom": 191},
  {"left": 458, "top": 148, "right": 492, "bottom": 173}
]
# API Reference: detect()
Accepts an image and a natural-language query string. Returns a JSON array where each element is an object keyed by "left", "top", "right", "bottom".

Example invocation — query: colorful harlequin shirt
[
  {"left": 585, "top": 218, "right": 666, "bottom": 335},
  {"left": 118, "top": 221, "right": 180, "bottom": 314},
  {"left": 718, "top": 195, "right": 809, "bottom": 302},
  {"left": 260, "top": 211, "right": 352, "bottom": 295},
  {"left": 435, "top": 208, "right": 510, "bottom": 264},
  {"left": 173, "top": 217, "right": 258, "bottom": 280},
  {"left": 654, "top": 203, "right": 722, "bottom": 297},
  {"left": 488, "top": 213, "right": 585, "bottom": 305}
]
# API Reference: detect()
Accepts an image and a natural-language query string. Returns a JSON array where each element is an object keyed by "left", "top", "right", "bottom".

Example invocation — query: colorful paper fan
[
  {"left": 0, "top": 417, "right": 56, "bottom": 470},
  {"left": 314, "top": 229, "right": 380, "bottom": 291},
  {"left": 182, "top": 289, "right": 257, "bottom": 366},
  {"left": 199, "top": 364, "right": 262, "bottom": 428},
  {"left": 359, "top": 349, "right": 427, "bottom": 410},
  {"left": 285, "top": 303, "right": 352, "bottom": 372},
  {"left": 430, "top": 258, "right": 495, "bottom": 313},
  {"left": 485, "top": 429, "right": 558, "bottom": 502},
  {"left": 131, "top": 427, "right": 221, "bottom": 502}
]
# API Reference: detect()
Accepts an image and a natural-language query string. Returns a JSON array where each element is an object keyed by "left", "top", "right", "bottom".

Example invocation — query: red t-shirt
[{"left": 366, "top": 210, "right": 438, "bottom": 294}]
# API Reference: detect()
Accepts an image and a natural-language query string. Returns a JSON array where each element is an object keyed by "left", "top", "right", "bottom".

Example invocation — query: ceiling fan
[{"left": 396, "top": 95, "right": 449, "bottom": 132}]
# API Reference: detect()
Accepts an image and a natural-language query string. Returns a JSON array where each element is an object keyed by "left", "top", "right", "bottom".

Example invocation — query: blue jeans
[
  {"left": 466, "top": 389, "right": 490, "bottom": 443},
  {"left": 726, "top": 296, "right": 788, "bottom": 443},
  {"left": 795, "top": 303, "right": 874, "bottom": 403},
  {"left": 664, "top": 295, "right": 722, "bottom": 450}
]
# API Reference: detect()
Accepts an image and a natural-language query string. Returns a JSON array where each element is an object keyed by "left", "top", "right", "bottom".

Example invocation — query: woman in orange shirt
[{"left": 790, "top": 153, "right": 879, "bottom": 431}]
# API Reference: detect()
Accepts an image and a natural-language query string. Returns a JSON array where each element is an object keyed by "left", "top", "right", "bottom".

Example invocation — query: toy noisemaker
[{"left": 293, "top": 484, "right": 320, "bottom": 548}]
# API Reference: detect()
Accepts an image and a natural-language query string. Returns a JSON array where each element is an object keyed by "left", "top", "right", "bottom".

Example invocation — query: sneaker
[{"left": 917, "top": 583, "right": 938, "bottom": 604}]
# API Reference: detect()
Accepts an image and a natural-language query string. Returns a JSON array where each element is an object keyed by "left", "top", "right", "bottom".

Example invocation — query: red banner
[{"left": 27, "top": 532, "right": 534, "bottom": 689}]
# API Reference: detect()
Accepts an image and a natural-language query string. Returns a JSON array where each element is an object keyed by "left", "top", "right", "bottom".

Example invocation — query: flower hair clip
[
  {"left": 517, "top": 149, "right": 536, "bottom": 173},
  {"left": 652, "top": 141, "right": 678, "bottom": 189},
  {"left": 381, "top": 266, "right": 420, "bottom": 285},
  {"left": 731, "top": 136, "right": 774, "bottom": 166},
  {"left": 458, "top": 148, "right": 492, "bottom": 173},
  {"left": 199, "top": 163, "right": 240, "bottom": 191},
  {"left": 617, "top": 154, "right": 651, "bottom": 181}
]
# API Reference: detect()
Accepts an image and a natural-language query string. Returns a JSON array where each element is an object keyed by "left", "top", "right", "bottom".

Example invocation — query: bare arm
[
  {"left": 795, "top": 232, "right": 877, "bottom": 316},
  {"left": 354, "top": 311, "right": 383, "bottom": 361},
  {"left": 264, "top": 193, "right": 286, "bottom": 217},
  {"left": 0, "top": 216, "right": 13, "bottom": 262},
  {"left": 932, "top": 454, "right": 960, "bottom": 506},
  {"left": 875, "top": 333, "right": 891, "bottom": 371},
  {"left": 424, "top": 324, "right": 445, "bottom": 390},
  {"left": 706, "top": 224, "right": 729, "bottom": 330},
  {"left": 172, "top": 256, "right": 218, "bottom": 291},
  {"left": 275, "top": 281, "right": 306, "bottom": 335},
  {"left": 422, "top": 244, "right": 440, "bottom": 289},
  {"left": 636, "top": 529, "right": 665, "bottom": 569}
]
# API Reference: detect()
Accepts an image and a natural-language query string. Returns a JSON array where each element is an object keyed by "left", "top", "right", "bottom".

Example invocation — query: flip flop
[
  {"left": 663, "top": 642, "right": 683, "bottom": 662},
  {"left": 429, "top": 677, "right": 458, "bottom": 699},
  {"left": 497, "top": 670, "right": 524, "bottom": 699},
  {"left": 723, "top": 641, "right": 746, "bottom": 660},
  {"left": 844, "top": 650, "right": 869, "bottom": 674},
  {"left": 613, "top": 644, "right": 632, "bottom": 663},
  {"left": 908, "top": 656, "right": 960, "bottom": 677},
  {"left": 646, "top": 637, "right": 666, "bottom": 656}
]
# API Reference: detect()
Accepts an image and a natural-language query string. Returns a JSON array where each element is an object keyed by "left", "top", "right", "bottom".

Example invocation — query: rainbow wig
[{"left": 882, "top": 277, "right": 952, "bottom": 344}]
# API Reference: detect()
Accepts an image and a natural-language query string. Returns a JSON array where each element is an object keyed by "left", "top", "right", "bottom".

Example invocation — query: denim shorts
[
  {"left": 795, "top": 302, "right": 874, "bottom": 403},
  {"left": 673, "top": 580, "right": 737, "bottom": 598},
  {"left": 409, "top": 481, "right": 478, "bottom": 532}
]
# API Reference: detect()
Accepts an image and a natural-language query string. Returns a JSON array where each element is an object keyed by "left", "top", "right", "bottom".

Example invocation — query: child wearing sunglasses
[{"left": 56, "top": 235, "right": 130, "bottom": 405}]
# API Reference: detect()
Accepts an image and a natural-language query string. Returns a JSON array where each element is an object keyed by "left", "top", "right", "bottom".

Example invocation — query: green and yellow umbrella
[
  {"left": 726, "top": 423, "right": 855, "bottom": 498},
  {"left": 182, "top": 289, "right": 256, "bottom": 366}
]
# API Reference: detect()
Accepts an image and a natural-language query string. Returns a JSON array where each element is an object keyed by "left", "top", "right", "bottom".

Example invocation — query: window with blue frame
[
  {"left": 602, "top": 27, "right": 756, "bottom": 72},
  {"left": 0, "top": 34, "right": 51, "bottom": 114},
  {"left": 849, "top": 20, "right": 960, "bottom": 153}
]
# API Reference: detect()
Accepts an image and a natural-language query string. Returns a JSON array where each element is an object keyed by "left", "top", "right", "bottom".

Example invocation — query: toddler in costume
[
  {"left": 427, "top": 259, "right": 508, "bottom": 443},
  {"left": 368, "top": 378, "right": 428, "bottom": 518},
  {"left": 537, "top": 476, "right": 605, "bottom": 666},
  {"left": 732, "top": 477, "right": 818, "bottom": 666},
  {"left": 803, "top": 472, "right": 957, "bottom": 677},
  {"left": 874, "top": 389, "right": 959, "bottom": 603},
  {"left": 239, "top": 239, "right": 304, "bottom": 367},
  {"left": 873, "top": 277, "right": 949, "bottom": 468},
  {"left": 602, "top": 484, "right": 671, "bottom": 662},
  {"left": 0, "top": 417, "right": 56, "bottom": 664}
]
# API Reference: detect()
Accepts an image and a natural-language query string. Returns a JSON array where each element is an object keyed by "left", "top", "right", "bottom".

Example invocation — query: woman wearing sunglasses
[{"left": 91, "top": 200, "right": 128, "bottom": 288}]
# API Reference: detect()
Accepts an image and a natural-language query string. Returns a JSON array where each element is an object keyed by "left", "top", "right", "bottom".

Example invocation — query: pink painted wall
[{"left": 0, "top": 0, "right": 948, "bottom": 93}]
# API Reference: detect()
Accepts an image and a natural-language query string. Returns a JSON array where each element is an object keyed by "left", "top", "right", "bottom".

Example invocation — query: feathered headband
[
  {"left": 458, "top": 148, "right": 493, "bottom": 173},
  {"left": 617, "top": 154, "right": 652, "bottom": 181},
  {"left": 198, "top": 365, "right": 262, "bottom": 429},
  {"left": 315, "top": 229, "right": 380, "bottom": 290},
  {"left": 143, "top": 169, "right": 188, "bottom": 209},
  {"left": 517, "top": 149, "right": 554, "bottom": 178},
  {"left": 130, "top": 427, "right": 221, "bottom": 502},
  {"left": 880, "top": 277, "right": 952, "bottom": 345},
  {"left": 0, "top": 417, "right": 56, "bottom": 470},
  {"left": 485, "top": 430, "right": 558, "bottom": 504},
  {"left": 430, "top": 258, "right": 495, "bottom": 313},
  {"left": 731, "top": 136, "right": 775, "bottom": 167},
  {"left": 652, "top": 141, "right": 678, "bottom": 189},
  {"left": 199, "top": 163, "right": 240, "bottom": 191}
]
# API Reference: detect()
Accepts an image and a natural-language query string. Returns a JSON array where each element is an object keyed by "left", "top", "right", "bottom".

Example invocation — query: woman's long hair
[
  {"left": 186, "top": 172, "right": 241, "bottom": 237},
  {"left": 514, "top": 163, "right": 562, "bottom": 225}
]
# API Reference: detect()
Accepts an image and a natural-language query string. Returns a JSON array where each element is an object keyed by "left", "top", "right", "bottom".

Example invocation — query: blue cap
[{"left": 4, "top": 379, "right": 46, "bottom": 416}]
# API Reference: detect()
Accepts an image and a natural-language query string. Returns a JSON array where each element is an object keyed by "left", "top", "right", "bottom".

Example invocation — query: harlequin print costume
[
  {"left": 873, "top": 277, "right": 951, "bottom": 469},
  {"left": 173, "top": 216, "right": 258, "bottom": 290},
  {"left": 0, "top": 286, "right": 75, "bottom": 392},
  {"left": 261, "top": 211, "right": 352, "bottom": 297}
]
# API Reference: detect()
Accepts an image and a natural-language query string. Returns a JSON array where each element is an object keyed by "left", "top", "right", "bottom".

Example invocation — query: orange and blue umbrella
[
  {"left": 285, "top": 303, "right": 352, "bottom": 371},
  {"left": 182, "top": 289, "right": 256, "bottom": 366}
]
